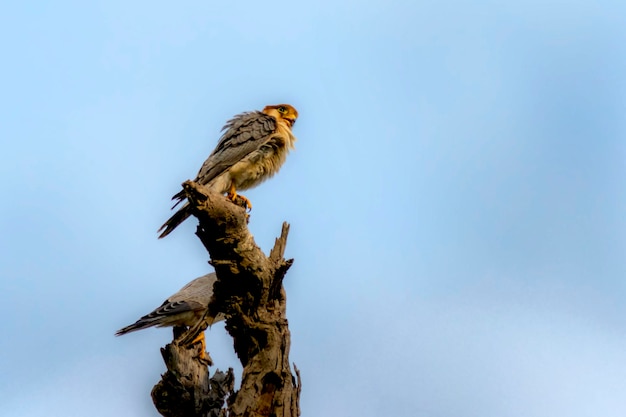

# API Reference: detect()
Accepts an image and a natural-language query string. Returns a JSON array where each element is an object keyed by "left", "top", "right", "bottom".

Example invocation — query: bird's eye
[{"left": 278, "top": 106, "right": 286, "bottom": 113}]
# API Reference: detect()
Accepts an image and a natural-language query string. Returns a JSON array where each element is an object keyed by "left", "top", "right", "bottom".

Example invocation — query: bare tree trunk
[
  {"left": 152, "top": 180, "right": 301, "bottom": 417},
  {"left": 152, "top": 338, "right": 235, "bottom": 417}
]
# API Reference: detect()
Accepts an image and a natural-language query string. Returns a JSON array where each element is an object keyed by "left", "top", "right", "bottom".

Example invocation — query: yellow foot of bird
[
  {"left": 189, "top": 332, "right": 213, "bottom": 366},
  {"left": 227, "top": 184, "right": 252, "bottom": 211},
  {"left": 238, "top": 194, "right": 252, "bottom": 211},
  {"left": 227, "top": 193, "right": 252, "bottom": 211}
]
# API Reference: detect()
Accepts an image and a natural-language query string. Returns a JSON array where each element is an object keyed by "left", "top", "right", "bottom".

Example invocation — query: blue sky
[{"left": 1, "top": 1, "right": 625, "bottom": 416}]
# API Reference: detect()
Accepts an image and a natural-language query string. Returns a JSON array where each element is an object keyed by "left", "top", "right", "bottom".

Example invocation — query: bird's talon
[
  {"left": 240, "top": 195, "right": 252, "bottom": 211},
  {"left": 227, "top": 193, "right": 253, "bottom": 211}
]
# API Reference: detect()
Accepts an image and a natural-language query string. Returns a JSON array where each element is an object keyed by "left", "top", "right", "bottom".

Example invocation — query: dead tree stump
[
  {"left": 152, "top": 181, "right": 301, "bottom": 417},
  {"left": 152, "top": 340, "right": 234, "bottom": 417}
]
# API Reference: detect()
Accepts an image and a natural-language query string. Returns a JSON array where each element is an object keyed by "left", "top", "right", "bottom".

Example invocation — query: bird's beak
[{"left": 285, "top": 118, "right": 296, "bottom": 127}]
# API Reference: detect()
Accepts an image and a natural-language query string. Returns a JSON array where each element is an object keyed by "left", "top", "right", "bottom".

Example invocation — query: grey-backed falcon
[{"left": 115, "top": 273, "right": 224, "bottom": 364}]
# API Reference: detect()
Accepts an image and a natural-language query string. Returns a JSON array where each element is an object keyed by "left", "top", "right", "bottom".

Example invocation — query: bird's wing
[
  {"left": 115, "top": 274, "right": 216, "bottom": 335},
  {"left": 169, "top": 273, "right": 217, "bottom": 306},
  {"left": 195, "top": 111, "right": 277, "bottom": 185},
  {"left": 152, "top": 298, "right": 205, "bottom": 318}
]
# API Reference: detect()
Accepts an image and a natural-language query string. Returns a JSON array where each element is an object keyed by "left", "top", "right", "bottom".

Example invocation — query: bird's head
[{"left": 263, "top": 104, "right": 299, "bottom": 128}]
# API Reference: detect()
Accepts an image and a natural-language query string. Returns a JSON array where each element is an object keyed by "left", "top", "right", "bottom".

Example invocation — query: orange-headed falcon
[{"left": 158, "top": 104, "right": 298, "bottom": 238}]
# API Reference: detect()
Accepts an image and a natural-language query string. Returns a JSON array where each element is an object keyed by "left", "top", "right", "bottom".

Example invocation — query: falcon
[
  {"left": 158, "top": 104, "right": 299, "bottom": 238},
  {"left": 115, "top": 273, "right": 224, "bottom": 364}
]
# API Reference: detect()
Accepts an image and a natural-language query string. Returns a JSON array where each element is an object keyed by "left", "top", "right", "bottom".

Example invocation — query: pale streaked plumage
[{"left": 158, "top": 104, "right": 299, "bottom": 238}]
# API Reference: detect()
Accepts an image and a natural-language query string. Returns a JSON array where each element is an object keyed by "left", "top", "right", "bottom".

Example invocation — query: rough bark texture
[
  {"left": 153, "top": 180, "right": 301, "bottom": 417},
  {"left": 152, "top": 336, "right": 235, "bottom": 417}
]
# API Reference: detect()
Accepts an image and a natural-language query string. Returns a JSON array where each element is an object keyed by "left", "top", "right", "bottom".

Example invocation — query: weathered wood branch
[
  {"left": 153, "top": 181, "right": 301, "bottom": 417},
  {"left": 152, "top": 334, "right": 235, "bottom": 417}
]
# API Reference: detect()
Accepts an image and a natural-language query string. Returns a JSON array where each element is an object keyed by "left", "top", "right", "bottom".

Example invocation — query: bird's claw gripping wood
[
  {"left": 228, "top": 184, "right": 252, "bottom": 212},
  {"left": 231, "top": 194, "right": 252, "bottom": 211},
  {"left": 190, "top": 332, "right": 213, "bottom": 366}
]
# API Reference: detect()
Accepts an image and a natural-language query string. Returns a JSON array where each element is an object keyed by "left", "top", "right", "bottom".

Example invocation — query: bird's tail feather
[
  {"left": 158, "top": 204, "right": 192, "bottom": 239},
  {"left": 171, "top": 191, "right": 186, "bottom": 209},
  {"left": 115, "top": 319, "right": 158, "bottom": 336}
]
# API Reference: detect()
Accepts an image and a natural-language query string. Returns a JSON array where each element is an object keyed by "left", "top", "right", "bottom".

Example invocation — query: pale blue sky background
[{"left": 1, "top": 1, "right": 625, "bottom": 416}]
